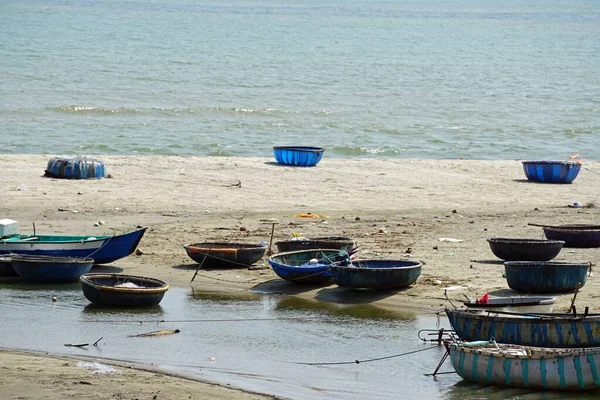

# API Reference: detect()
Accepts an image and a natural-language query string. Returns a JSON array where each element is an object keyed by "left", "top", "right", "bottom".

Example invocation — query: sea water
[
  {"left": 1, "top": 0, "right": 599, "bottom": 160},
  {"left": 0, "top": 283, "right": 596, "bottom": 400}
]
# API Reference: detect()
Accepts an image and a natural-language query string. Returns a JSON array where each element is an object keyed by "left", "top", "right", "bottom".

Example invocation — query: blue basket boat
[
  {"left": 45, "top": 156, "right": 107, "bottom": 179},
  {"left": 11, "top": 254, "right": 94, "bottom": 282},
  {"left": 504, "top": 261, "right": 590, "bottom": 293},
  {"left": 268, "top": 249, "right": 348, "bottom": 284},
  {"left": 521, "top": 160, "right": 581, "bottom": 184},
  {"left": 273, "top": 146, "right": 324, "bottom": 167},
  {"left": 80, "top": 273, "right": 169, "bottom": 307},
  {"left": 446, "top": 308, "right": 600, "bottom": 348},
  {"left": 330, "top": 259, "right": 422, "bottom": 290},
  {"left": 449, "top": 341, "right": 600, "bottom": 390}
]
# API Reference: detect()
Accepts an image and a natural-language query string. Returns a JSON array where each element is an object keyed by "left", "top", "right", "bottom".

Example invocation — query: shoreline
[
  {"left": 1, "top": 155, "right": 599, "bottom": 312},
  {"left": 0, "top": 348, "right": 278, "bottom": 400},
  {"left": 1, "top": 154, "right": 600, "bottom": 398}
]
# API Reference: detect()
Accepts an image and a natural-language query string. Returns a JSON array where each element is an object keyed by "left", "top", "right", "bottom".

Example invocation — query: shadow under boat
[
  {"left": 82, "top": 303, "right": 165, "bottom": 316},
  {"left": 250, "top": 278, "right": 333, "bottom": 295},
  {"left": 274, "top": 296, "right": 416, "bottom": 321},
  {"left": 315, "top": 285, "right": 411, "bottom": 305}
]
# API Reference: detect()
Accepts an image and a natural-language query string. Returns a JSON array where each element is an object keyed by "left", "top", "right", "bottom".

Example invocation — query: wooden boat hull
[
  {"left": 268, "top": 249, "right": 344, "bottom": 284},
  {"left": 11, "top": 255, "right": 93, "bottom": 282},
  {"left": 0, "top": 256, "right": 18, "bottom": 277},
  {"left": 184, "top": 242, "right": 267, "bottom": 268},
  {"left": 446, "top": 309, "right": 600, "bottom": 348},
  {"left": 330, "top": 259, "right": 421, "bottom": 290},
  {"left": 463, "top": 296, "right": 555, "bottom": 314},
  {"left": 504, "top": 261, "right": 590, "bottom": 294},
  {"left": 0, "top": 227, "right": 146, "bottom": 265},
  {"left": 450, "top": 342, "right": 600, "bottom": 390},
  {"left": 80, "top": 273, "right": 168, "bottom": 307}
]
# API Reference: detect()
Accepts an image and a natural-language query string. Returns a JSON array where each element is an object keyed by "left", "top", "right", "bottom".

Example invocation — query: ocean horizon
[{"left": 1, "top": 0, "right": 599, "bottom": 160}]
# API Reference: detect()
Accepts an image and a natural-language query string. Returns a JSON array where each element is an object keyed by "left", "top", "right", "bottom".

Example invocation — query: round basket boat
[
  {"left": 487, "top": 237, "right": 564, "bottom": 261},
  {"left": 275, "top": 237, "right": 355, "bottom": 253},
  {"left": 273, "top": 146, "right": 324, "bottom": 167},
  {"left": 80, "top": 273, "right": 169, "bottom": 307},
  {"left": 268, "top": 249, "right": 345, "bottom": 284},
  {"left": 184, "top": 242, "right": 267, "bottom": 268},
  {"left": 521, "top": 161, "right": 581, "bottom": 184},
  {"left": 542, "top": 225, "right": 600, "bottom": 248},
  {"left": 504, "top": 261, "right": 591, "bottom": 293},
  {"left": 330, "top": 259, "right": 422, "bottom": 291},
  {"left": 45, "top": 156, "right": 107, "bottom": 179}
]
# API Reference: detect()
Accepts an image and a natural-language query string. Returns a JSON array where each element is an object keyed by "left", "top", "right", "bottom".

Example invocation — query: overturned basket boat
[
  {"left": 80, "top": 274, "right": 169, "bottom": 307},
  {"left": 184, "top": 242, "right": 267, "bottom": 268},
  {"left": 45, "top": 156, "right": 107, "bottom": 179}
]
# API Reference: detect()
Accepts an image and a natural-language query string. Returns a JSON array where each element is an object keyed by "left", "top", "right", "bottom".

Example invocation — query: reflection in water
[
  {"left": 274, "top": 296, "right": 416, "bottom": 321},
  {"left": 0, "top": 281, "right": 81, "bottom": 292},
  {"left": 188, "top": 287, "right": 261, "bottom": 302},
  {"left": 82, "top": 303, "right": 165, "bottom": 317},
  {"left": 443, "top": 380, "right": 596, "bottom": 400},
  {"left": 3, "top": 285, "right": 597, "bottom": 400}
]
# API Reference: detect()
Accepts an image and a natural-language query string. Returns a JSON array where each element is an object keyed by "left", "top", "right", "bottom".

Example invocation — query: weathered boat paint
[
  {"left": 0, "top": 227, "right": 146, "bottom": 265},
  {"left": 450, "top": 341, "right": 600, "bottom": 390},
  {"left": 446, "top": 309, "right": 600, "bottom": 348}
]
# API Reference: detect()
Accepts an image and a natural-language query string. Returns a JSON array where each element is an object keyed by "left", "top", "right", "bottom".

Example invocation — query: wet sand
[
  {"left": 1, "top": 154, "right": 599, "bottom": 398},
  {"left": 0, "top": 350, "right": 274, "bottom": 400}
]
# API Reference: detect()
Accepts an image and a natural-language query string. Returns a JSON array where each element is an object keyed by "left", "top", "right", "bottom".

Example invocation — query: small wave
[
  {"left": 49, "top": 106, "right": 141, "bottom": 115},
  {"left": 330, "top": 146, "right": 406, "bottom": 157}
]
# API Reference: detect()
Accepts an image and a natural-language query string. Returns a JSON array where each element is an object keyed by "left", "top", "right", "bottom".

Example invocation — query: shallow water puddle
[{"left": 0, "top": 282, "right": 594, "bottom": 400}]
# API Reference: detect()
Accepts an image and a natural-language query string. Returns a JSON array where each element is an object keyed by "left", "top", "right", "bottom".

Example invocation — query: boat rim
[
  {"left": 80, "top": 273, "right": 169, "bottom": 294},
  {"left": 487, "top": 237, "right": 565, "bottom": 244}
]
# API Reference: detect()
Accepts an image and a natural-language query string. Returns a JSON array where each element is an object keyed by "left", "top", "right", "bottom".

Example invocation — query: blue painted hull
[
  {"left": 80, "top": 273, "right": 168, "bottom": 307},
  {"left": 268, "top": 249, "right": 343, "bottom": 284},
  {"left": 450, "top": 342, "right": 600, "bottom": 390},
  {"left": 504, "top": 261, "right": 590, "bottom": 293},
  {"left": 446, "top": 309, "right": 600, "bottom": 348},
  {"left": 11, "top": 255, "right": 93, "bottom": 282},
  {"left": 0, "top": 256, "right": 18, "bottom": 277},
  {"left": 330, "top": 259, "right": 421, "bottom": 290},
  {"left": 46, "top": 156, "right": 107, "bottom": 179},
  {"left": 0, "top": 228, "right": 146, "bottom": 265},
  {"left": 522, "top": 161, "right": 581, "bottom": 184}
]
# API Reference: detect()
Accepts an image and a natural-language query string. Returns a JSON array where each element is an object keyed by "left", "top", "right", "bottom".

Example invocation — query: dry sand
[{"left": 1, "top": 154, "right": 600, "bottom": 398}]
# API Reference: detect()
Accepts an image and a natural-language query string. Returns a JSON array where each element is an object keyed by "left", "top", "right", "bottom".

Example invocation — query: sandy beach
[{"left": 1, "top": 154, "right": 600, "bottom": 398}]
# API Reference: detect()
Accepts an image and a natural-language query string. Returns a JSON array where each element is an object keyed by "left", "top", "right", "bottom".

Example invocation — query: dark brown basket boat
[
  {"left": 275, "top": 237, "right": 355, "bottom": 253},
  {"left": 184, "top": 242, "right": 267, "bottom": 268}
]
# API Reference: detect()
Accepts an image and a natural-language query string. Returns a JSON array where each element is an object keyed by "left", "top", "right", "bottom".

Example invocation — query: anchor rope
[{"left": 293, "top": 345, "right": 439, "bottom": 366}]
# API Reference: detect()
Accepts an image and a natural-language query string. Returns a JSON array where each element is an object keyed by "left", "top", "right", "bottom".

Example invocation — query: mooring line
[
  {"left": 82, "top": 316, "right": 326, "bottom": 324},
  {"left": 293, "top": 345, "right": 439, "bottom": 366}
]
